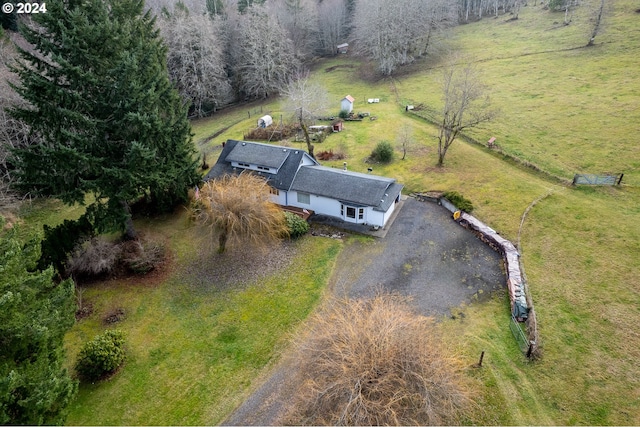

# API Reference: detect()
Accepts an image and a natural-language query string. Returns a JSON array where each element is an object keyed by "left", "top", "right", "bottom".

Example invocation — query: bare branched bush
[
  {"left": 286, "top": 295, "right": 474, "bottom": 426},
  {"left": 67, "top": 237, "right": 121, "bottom": 278},
  {"left": 119, "top": 239, "right": 165, "bottom": 274},
  {"left": 194, "top": 173, "right": 288, "bottom": 253}
]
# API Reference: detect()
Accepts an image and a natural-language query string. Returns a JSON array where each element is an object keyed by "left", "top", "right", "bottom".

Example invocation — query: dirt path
[{"left": 222, "top": 198, "right": 505, "bottom": 425}]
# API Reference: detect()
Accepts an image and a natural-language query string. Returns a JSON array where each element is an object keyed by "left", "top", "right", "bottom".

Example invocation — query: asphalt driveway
[
  {"left": 332, "top": 197, "right": 505, "bottom": 317},
  {"left": 223, "top": 197, "right": 505, "bottom": 425}
]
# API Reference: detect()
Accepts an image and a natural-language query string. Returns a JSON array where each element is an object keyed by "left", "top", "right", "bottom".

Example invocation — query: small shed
[
  {"left": 258, "top": 115, "right": 273, "bottom": 128},
  {"left": 332, "top": 120, "right": 343, "bottom": 132},
  {"left": 341, "top": 95, "right": 355, "bottom": 114},
  {"left": 336, "top": 43, "right": 349, "bottom": 54}
]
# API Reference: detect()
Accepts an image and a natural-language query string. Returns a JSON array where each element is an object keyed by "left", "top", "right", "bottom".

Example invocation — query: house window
[
  {"left": 358, "top": 208, "right": 364, "bottom": 220},
  {"left": 238, "top": 162, "right": 250, "bottom": 168},
  {"left": 346, "top": 207, "right": 356, "bottom": 219},
  {"left": 257, "top": 166, "right": 270, "bottom": 171},
  {"left": 297, "top": 192, "right": 310, "bottom": 204},
  {"left": 340, "top": 204, "right": 344, "bottom": 216},
  {"left": 269, "top": 187, "right": 279, "bottom": 196}
]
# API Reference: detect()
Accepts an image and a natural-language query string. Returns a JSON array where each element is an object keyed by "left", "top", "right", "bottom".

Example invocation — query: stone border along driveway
[{"left": 222, "top": 196, "right": 506, "bottom": 425}]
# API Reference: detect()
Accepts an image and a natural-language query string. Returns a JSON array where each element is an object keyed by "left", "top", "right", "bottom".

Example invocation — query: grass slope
[
  {"left": 63, "top": 209, "right": 341, "bottom": 425},
  {"left": 192, "top": 2, "right": 640, "bottom": 424}
]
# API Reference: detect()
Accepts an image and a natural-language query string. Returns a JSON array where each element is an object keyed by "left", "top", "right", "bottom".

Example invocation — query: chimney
[{"left": 343, "top": 162, "right": 347, "bottom": 171}]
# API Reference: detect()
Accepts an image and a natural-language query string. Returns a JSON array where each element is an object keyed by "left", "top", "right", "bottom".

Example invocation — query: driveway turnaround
[
  {"left": 332, "top": 196, "right": 505, "bottom": 317},
  {"left": 223, "top": 196, "right": 505, "bottom": 425}
]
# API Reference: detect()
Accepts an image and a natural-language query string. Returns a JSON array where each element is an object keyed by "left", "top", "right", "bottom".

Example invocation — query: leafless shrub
[
  {"left": 67, "top": 237, "right": 121, "bottom": 278},
  {"left": 119, "top": 239, "right": 165, "bottom": 274},
  {"left": 285, "top": 294, "right": 474, "bottom": 426},
  {"left": 316, "top": 149, "right": 345, "bottom": 161}
]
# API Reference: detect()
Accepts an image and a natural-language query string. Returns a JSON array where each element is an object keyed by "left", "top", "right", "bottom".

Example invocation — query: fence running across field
[{"left": 572, "top": 173, "right": 623, "bottom": 186}]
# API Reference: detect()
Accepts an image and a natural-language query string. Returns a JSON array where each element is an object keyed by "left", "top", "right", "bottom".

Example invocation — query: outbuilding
[
  {"left": 336, "top": 43, "right": 349, "bottom": 54},
  {"left": 341, "top": 95, "right": 355, "bottom": 114},
  {"left": 257, "top": 115, "right": 273, "bottom": 128}
]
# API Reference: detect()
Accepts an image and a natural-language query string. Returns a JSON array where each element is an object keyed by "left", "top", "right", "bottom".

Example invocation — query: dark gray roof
[
  {"left": 290, "top": 166, "right": 403, "bottom": 211},
  {"left": 226, "top": 141, "right": 289, "bottom": 169},
  {"left": 203, "top": 140, "right": 316, "bottom": 191}
]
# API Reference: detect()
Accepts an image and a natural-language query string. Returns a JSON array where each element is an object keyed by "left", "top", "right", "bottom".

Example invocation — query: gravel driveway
[
  {"left": 332, "top": 197, "right": 504, "bottom": 316},
  {"left": 223, "top": 197, "right": 505, "bottom": 425}
]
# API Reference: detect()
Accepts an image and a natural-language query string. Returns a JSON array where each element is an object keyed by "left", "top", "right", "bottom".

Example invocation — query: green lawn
[{"left": 62, "top": 208, "right": 341, "bottom": 425}]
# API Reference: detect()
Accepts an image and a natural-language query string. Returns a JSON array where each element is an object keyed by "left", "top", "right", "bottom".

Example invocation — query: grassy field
[
  {"left": 195, "top": 1, "right": 640, "bottom": 424},
  {"left": 58, "top": 207, "right": 341, "bottom": 425},
  {"left": 8, "top": 0, "right": 636, "bottom": 424}
]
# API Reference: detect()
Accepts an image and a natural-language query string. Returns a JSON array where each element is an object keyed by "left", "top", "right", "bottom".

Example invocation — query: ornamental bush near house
[
  {"left": 370, "top": 140, "right": 394, "bottom": 163},
  {"left": 443, "top": 191, "right": 474, "bottom": 213},
  {"left": 284, "top": 211, "right": 309, "bottom": 238},
  {"left": 75, "top": 330, "right": 126, "bottom": 382}
]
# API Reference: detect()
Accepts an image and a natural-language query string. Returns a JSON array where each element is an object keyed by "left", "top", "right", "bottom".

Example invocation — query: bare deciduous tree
[
  {"left": 279, "top": 71, "right": 329, "bottom": 160},
  {"left": 437, "top": 58, "right": 496, "bottom": 167},
  {"left": 396, "top": 123, "right": 414, "bottom": 160},
  {"left": 228, "top": 5, "right": 299, "bottom": 99},
  {"left": 1, "top": 35, "right": 35, "bottom": 211},
  {"left": 285, "top": 294, "right": 474, "bottom": 425},
  {"left": 316, "top": 0, "right": 349, "bottom": 56},
  {"left": 265, "top": 0, "right": 319, "bottom": 60},
  {"left": 352, "top": 0, "right": 456, "bottom": 75},
  {"left": 194, "top": 173, "right": 288, "bottom": 254},
  {"left": 159, "top": 8, "right": 232, "bottom": 117}
]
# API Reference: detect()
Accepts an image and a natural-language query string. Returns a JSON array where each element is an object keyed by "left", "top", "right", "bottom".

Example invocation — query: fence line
[{"left": 572, "top": 173, "right": 623, "bottom": 186}]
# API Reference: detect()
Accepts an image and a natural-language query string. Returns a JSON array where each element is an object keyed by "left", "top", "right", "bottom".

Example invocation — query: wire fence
[
  {"left": 572, "top": 173, "right": 623, "bottom": 186},
  {"left": 510, "top": 315, "right": 534, "bottom": 357}
]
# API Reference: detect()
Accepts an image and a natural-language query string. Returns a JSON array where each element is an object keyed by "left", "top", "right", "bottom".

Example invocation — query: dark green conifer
[
  {"left": 0, "top": 218, "right": 77, "bottom": 424},
  {"left": 10, "top": 0, "right": 199, "bottom": 238}
]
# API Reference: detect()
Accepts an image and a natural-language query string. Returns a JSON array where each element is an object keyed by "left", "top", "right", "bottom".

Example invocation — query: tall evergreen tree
[
  {"left": 0, "top": 218, "right": 78, "bottom": 424},
  {"left": 9, "top": 0, "right": 199, "bottom": 238}
]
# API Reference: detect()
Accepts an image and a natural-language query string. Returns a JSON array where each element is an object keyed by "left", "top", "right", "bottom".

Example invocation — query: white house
[
  {"left": 204, "top": 140, "right": 403, "bottom": 228},
  {"left": 341, "top": 95, "right": 355, "bottom": 114}
]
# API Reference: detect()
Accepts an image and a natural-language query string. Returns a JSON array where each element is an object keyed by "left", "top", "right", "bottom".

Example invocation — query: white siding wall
[
  {"left": 340, "top": 99, "right": 353, "bottom": 113},
  {"left": 275, "top": 189, "right": 398, "bottom": 228},
  {"left": 287, "top": 191, "right": 342, "bottom": 218},
  {"left": 269, "top": 190, "right": 287, "bottom": 205},
  {"left": 367, "top": 209, "right": 385, "bottom": 227}
]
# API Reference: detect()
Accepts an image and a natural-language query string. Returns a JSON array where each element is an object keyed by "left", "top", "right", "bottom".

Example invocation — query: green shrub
[
  {"left": 75, "top": 330, "right": 126, "bottom": 382},
  {"left": 285, "top": 211, "right": 309, "bottom": 238},
  {"left": 442, "top": 191, "right": 474, "bottom": 213},
  {"left": 370, "top": 141, "right": 394, "bottom": 163},
  {"left": 338, "top": 109, "right": 349, "bottom": 119}
]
